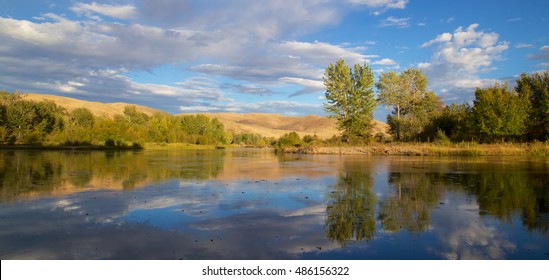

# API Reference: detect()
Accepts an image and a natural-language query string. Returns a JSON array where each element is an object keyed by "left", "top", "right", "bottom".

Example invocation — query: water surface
[{"left": 0, "top": 149, "right": 548, "bottom": 259}]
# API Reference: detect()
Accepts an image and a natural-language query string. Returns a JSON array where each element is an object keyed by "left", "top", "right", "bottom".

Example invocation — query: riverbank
[
  {"left": 0, "top": 143, "right": 247, "bottom": 151},
  {"left": 278, "top": 142, "right": 549, "bottom": 156},
  {"left": 0, "top": 144, "right": 142, "bottom": 150}
]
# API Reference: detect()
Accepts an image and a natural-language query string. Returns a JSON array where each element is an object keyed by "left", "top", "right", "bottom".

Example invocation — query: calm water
[{"left": 0, "top": 149, "right": 548, "bottom": 260}]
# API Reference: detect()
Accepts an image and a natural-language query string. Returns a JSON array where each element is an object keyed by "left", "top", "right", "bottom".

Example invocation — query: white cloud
[
  {"left": 279, "top": 77, "right": 324, "bottom": 90},
  {"left": 379, "top": 16, "right": 410, "bottom": 28},
  {"left": 422, "top": 33, "right": 452, "bottom": 48},
  {"left": 0, "top": 1, "right": 383, "bottom": 115},
  {"left": 373, "top": 58, "right": 397, "bottom": 65},
  {"left": 279, "top": 77, "right": 325, "bottom": 97},
  {"left": 277, "top": 41, "right": 369, "bottom": 66},
  {"left": 180, "top": 100, "right": 323, "bottom": 116},
  {"left": 346, "top": 0, "right": 408, "bottom": 9},
  {"left": 71, "top": 2, "right": 137, "bottom": 20},
  {"left": 420, "top": 24, "right": 509, "bottom": 103},
  {"left": 417, "top": 62, "right": 431, "bottom": 69}
]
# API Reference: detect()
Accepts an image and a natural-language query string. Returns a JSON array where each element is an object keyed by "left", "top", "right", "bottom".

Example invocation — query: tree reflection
[
  {"left": 378, "top": 172, "right": 442, "bottom": 233},
  {"left": 325, "top": 162, "right": 376, "bottom": 246},
  {"left": 0, "top": 150, "right": 226, "bottom": 202},
  {"left": 443, "top": 165, "right": 549, "bottom": 234},
  {"left": 379, "top": 159, "right": 549, "bottom": 234}
]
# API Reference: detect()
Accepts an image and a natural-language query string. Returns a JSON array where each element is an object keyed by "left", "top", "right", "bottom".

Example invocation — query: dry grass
[
  {"left": 282, "top": 142, "right": 549, "bottom": 156},
  {"left": 22, "top": 93, "right": 165, "bottom": 117},
  {"left": 197, "top": 112, "right": 389, "bottom": 139}
]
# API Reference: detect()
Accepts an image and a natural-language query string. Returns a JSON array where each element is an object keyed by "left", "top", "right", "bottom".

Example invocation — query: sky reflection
[{"left": 0, "top": 150, "right": 548, "bottom": 259}]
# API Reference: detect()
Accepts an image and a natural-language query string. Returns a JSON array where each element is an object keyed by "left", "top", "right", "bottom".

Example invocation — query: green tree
[
  {"left": 471, "top": 82, "right": 529, "bottom": 142},
  {"left": 123, "top": 105, "right": 150, "bottom": 125},
  {"left": 431, "top": 103, "right": 471, "bottom": 141},
  {"left": 69, "top": 108, "right": 94, "bottom": 127},
  {"left": 323, "top": 59, "right": 377, "bottom": 138},
  {"left": 515, "top": 71, "right": 549, "bottom": 141},
  {"left": 325, "top": 162, "right": 376, "bottom": 245},
  {"left": 377, "top": 68, "right": 441, "bottom": 141},
  {"left": 276, "top": 131, "right": 302, "bottom": 148}
]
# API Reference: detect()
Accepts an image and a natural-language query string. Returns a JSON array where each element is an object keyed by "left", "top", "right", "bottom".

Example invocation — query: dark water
[{"left": 0, "top": 149, "right": 548, "bottom": 260}]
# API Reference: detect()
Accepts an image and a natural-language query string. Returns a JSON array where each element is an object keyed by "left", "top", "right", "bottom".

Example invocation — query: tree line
[
  {"left": 324, "top": 59, "right": 549, "bottom": 143},
  {"left": 0, "top": 91, "right": 273, "bottom": 147}
]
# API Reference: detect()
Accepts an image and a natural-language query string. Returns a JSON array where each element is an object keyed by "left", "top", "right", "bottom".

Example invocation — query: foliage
[
  {"left": 231, "top": 131, "right": 273, "bottom": 147},
  {"left": 323, "top": 59, "right": 377, "bottom": 138},
  {"left": 0, "top": 92, "right": 64, "bottom": 144},
  {"left": 376, "top": 68, "right": 442, "bottom": 141},
  {"left": 430, "top": 103, "right": 471, "bottom": 142},
  {"left": 515, "top": 71, "right": 549, "bottom": 141},
  {"left": 0, "top": 92, "right": 235, "bottom": 147},
  {"left": 276, "top": 131, "right": 303, "bottom": 149},
  {"left": 471, "top": 82, "right": 529, "bottom": 142},
  {"left": 325, "top": 162, "right": 376, "bottom": 245}
]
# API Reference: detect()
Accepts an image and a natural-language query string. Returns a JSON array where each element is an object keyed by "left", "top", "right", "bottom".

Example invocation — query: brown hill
[
  {"left": 21, "top": 93, "right": 165, "bottom": 117},
  {"left": 201, "top": 113, "right": 388, "bottom": 139},
  {"left": 21, "top": 93, "right": 388, "bottom": 139}
]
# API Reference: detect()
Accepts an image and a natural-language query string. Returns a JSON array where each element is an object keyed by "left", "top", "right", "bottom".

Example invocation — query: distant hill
[
  {"left": 21, "top": 93, "right": 388, "bottom": 139},
  {"left": 21, "top": 93, "right": 165, "bottom": 117},
  {"left": 193, "top": 113, "right": 388, "bottom": 139}
]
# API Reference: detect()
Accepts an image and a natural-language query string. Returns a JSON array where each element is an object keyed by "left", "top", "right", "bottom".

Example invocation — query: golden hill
[
  {"left": 200, "top": 113, "right": 388, "bottom": 139},
  {"left": 21, "top": 93, "right": 165, "bottom": 117},
  {"left": 21, "top": 93, "right": 388, "bottom": 139}
]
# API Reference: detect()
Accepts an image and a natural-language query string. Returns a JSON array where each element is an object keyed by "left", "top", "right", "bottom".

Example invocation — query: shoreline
[
  {"left": 1, "top": 142, "right": 548, "bottom": 156},
  {"left": 278, "top": 142, "right": 549, "bottom": 156}
]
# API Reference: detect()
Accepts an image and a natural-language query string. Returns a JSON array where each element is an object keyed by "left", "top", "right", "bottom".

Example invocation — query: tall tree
[
  {"left": 323, "top": 59, "right": 377, "bottom": 138},
  {"left": 515, "top": 71, "right": 549, "bottom": 141},
  {"left": 471, "top": 82, "right": 529, "bottom": 142},
  {"left": 376, "top": 68, "right": 441, "bottom": 141}
]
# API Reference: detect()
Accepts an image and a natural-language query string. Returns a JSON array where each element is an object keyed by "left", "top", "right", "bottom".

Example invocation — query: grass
[
  {"left": 143, "top": 143, "right": 235, "bottom": 150},
  {"left": 279, "top": 141, "right": 549, "bottom": 156}
]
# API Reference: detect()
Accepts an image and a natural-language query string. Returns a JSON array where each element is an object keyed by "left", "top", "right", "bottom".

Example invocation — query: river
[{"left": 0, "top": 149, "right": 547, "bottom": 259}]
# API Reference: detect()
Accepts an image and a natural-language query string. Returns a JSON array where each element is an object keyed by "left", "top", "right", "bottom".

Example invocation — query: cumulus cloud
[
  {"left": 421, "top": 32, "right": 452, "bottom": 48},
  {"left": 419, "top": 24, "right": 509, "bottom": 103},
  {"left": 0, "top": 1, "right": 392, "bottom": 115}
]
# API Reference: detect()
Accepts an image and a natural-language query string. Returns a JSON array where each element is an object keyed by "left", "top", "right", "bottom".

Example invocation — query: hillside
[
  {"left": 21, "top": 93, "right": 388, "bottom": 139},
  {"left": 201, "top": 113, "right": 388, "bottom": 139},
  {"left": 21, "top": 93, "right": 165, "bottom": 117}
]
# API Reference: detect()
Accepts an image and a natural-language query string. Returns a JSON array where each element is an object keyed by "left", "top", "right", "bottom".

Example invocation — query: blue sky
[{"left": 0, "top": 0, "right": 547, "bottom": 119}]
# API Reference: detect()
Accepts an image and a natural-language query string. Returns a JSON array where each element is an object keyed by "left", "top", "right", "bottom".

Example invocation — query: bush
[
  {"left": 105, "top": 138, "right": 115, "bottom": 147},
  {"left": 434, "top": 129, "right": 450, "bottom": 144},
  {"left": 276, "top": 132, "right": 303, "bottom": 148}
]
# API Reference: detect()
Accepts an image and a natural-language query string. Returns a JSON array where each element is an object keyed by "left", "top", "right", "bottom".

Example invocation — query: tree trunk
[{"left": 396, "top": 104, "right": 401, "bottom": 141}]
